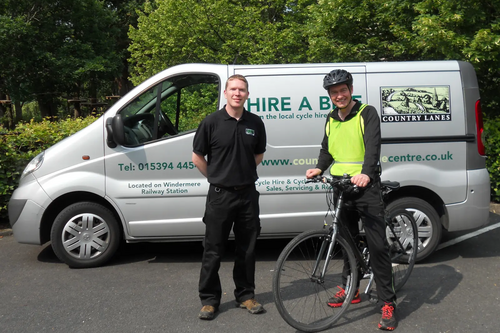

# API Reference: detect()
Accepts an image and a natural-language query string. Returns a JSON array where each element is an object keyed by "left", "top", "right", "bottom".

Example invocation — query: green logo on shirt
[{"left": 246, "top": 128, "right": 255, "bottom": 136}]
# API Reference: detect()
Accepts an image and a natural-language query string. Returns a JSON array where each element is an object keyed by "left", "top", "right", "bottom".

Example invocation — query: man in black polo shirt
[{"left": 192, "top": 74, "right": 267, "bottom": 320}]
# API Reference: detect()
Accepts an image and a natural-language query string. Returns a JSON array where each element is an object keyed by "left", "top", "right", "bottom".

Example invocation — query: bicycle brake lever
[{"left": 306, "top": 176, "right": 318, "bottom": 184}]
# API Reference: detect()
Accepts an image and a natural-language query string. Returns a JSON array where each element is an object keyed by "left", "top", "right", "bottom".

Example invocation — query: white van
[{"left": 8, "top": 61, "right": 490, "bottom": 267}]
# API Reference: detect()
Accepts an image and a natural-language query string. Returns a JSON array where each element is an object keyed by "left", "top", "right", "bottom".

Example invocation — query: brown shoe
[
  {"left": 237, "top": 299, "right": 264, "bottom": 314},
  {"left": 198, "top": 305, "right": 217, "bottom": 320}
]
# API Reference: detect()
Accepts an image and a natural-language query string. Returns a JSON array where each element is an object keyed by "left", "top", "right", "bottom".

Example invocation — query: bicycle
[{"left": 272, "top": 175, "right": 419, "bottom": 332}]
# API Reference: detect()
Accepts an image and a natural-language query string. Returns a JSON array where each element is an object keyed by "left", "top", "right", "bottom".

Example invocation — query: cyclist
[{"left": 306, "top": 69, "right": 397, "bottom": 330}]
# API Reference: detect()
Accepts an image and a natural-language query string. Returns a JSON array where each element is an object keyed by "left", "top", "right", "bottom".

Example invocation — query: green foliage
[
  {"left": 0, "top": 0, "right": 146, "bottom": 121},
  {"left": 128, "top": 0, "right": 313, "bottom": 84},
  {"left": 0, "top": 1, "right": 117, "bottom": 94},
  {"left": 162, "top": 83, "right": 219, "bottom": 133},
  {"left": 485, "top": 117, "right": 500, "bottom": 202},
  {"left": 128, "top": 0, "right": 500, "bottom": 119},
  {"left": 0, "top": 116, "right": 98, "bottom": 221},
  {"left": 308, "top": 0, "right": 500, "bottom": 119}
]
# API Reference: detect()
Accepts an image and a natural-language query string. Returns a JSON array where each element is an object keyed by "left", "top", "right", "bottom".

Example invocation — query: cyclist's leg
[
  {"left": 355, "top": 184, "right": 396, "bottom": 304},
  {"left": 339, "top": 208, "right": 362, "bottom": 290},
  {"left": 385, "top": 208, "right": 418, "bottom": 291}
]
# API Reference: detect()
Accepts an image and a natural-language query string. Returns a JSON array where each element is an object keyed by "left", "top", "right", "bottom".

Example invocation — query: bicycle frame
[
  {"left": 320, "top": 180, "right": 372, "bottom": 288},
  {"left": 311, "top": 176, "right": 409, "bottom": 293}
]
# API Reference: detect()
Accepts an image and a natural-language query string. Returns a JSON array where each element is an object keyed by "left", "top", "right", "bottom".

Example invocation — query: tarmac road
[{"left": 1, "top": 211, "right": 499, "bottom": 333}]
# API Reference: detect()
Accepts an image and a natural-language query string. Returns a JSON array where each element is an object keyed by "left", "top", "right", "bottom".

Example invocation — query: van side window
[{"left": 119, "top": 74, "right": 220, "bottom": 145}]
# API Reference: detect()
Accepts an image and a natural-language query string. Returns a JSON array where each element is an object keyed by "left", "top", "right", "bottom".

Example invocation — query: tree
[
  {"left": 0, "top": 11, "right": 33, "bottom": 124},
  {"left": 407, "top": 0, "right": 500, "bottom": 116},
  {"left": 128, "top": 0, "right": 315, "bottom": 85},
  {"left": 129, "top": 0, "right": 500, "bottom": 117},
  {"left": 104, "top": 0, "right": 147, "bottom": 97},
  {"left": 0, "top": 0, "right": 123, "bottom": 121},
  {"left": 305, "top": 0, "right": 500, "bottom": 117}
]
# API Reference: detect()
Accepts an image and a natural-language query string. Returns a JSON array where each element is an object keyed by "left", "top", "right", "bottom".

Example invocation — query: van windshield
[{"left": 119, "top": 74, "right": 220, "bottom": 145}]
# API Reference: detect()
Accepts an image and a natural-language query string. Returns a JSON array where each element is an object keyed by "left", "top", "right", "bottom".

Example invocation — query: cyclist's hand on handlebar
[
  {"left": 306, "top": 168, "right": 322, "bottom": 179},
  {"left": 351, "top": 173, "right": 370, "bottom": 187}
]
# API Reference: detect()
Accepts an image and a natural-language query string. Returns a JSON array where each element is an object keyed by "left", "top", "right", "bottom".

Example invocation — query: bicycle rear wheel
[
  {"left": 273, "top": 229, "right": 358, "bottom": 332},
  {"left": 385, "top": 208, "right": 418, "bottom": 291}
]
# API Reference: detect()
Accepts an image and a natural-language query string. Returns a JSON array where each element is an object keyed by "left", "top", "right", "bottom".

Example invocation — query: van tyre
[
  {"left": 51, "top": 202, "right": 120, "bottom": 268},
  {"left": 386, "top": 197, "right": 442, "bottom": 262}
]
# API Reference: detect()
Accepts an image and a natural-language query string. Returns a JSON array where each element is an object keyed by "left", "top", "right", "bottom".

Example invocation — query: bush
[
  {"left": 485, "top": 117, "right": 500, "bottom": 203},
  {"left": 0, "top": 116, "right": 99, "bottom": 222}
]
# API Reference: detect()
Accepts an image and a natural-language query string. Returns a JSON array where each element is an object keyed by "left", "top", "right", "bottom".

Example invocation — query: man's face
[
  {"left": 328, "top": 84, "right": 352, "bottom": 109},
  {"left": 224, "top": 79, "right": 249, "bottom": 109}
]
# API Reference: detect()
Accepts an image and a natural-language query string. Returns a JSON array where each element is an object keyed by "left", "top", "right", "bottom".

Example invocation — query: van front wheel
[
  {"left": 386, "top": 197, "right": 442, "bottom": 262},
  {"left": 51, "top": 202, "right": 121, "bottom": 268}
]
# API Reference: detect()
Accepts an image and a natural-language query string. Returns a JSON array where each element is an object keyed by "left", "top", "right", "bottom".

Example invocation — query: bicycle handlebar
[
  {"left": 306, "top": 175, "right": 401, "bottom": 197},
  {"left": 305, "top": 174, "right": 359, "bottom": 193}
]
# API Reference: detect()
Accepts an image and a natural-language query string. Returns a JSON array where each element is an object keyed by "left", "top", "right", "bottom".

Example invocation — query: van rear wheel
[
  {"left": 51, "top": 202, "right": 120, "bottom": 268},
  {"left": 387, "top": 197, "right": 442, "bottom": 262}
]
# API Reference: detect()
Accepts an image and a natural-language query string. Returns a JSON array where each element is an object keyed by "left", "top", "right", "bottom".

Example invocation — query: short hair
[{"left": 225, "top": 74, "right": 249, "bottom": 91}]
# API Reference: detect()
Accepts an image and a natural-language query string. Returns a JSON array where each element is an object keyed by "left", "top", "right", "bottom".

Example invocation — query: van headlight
[{"left": 21, "top": 151, "right": 45, "bottom": 180}]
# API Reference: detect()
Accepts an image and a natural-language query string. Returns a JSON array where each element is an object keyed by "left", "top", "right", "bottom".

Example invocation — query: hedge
[
  {"left": 485, "top": 117, "right": 500, "bottom": 202},
  {"left": 1, "top": 115, "right": 499, "bottom": 223},
  {"left": 0, "top": 116, "right": 98, "bottom": 222}
]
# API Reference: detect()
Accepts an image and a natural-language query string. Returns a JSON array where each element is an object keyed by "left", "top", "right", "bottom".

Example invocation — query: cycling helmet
[{"left": 323, "top": 69, "right": 353, "bottom": 90}]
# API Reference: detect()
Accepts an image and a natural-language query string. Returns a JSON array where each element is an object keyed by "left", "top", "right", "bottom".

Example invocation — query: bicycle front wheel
[
  {"left": 273, "top": 229, "right": 358, "bottom": 332},
  {"left": 386, "top": 208, "right": 418, "bottom": 291}
]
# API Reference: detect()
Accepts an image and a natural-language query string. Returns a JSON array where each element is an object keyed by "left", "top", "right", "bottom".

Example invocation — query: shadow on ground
[{"left": 37, "top": 238, "right": 293, "bottom": 266}]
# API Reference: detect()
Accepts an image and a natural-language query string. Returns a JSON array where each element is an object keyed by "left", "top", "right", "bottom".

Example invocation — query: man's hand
[
  {"left": 192, "top": 152, "right": 208, "bottom": 178},
  {"left": 351, "top": 173, "right": 370, "bottom": 187},
  {"left": 306, "top": 168, "right": 322, "bottom": 179}
]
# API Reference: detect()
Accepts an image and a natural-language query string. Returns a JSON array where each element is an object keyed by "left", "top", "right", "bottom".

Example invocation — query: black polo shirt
[{"left": 193, "top": 106, "right": 267, "bottom": 187}]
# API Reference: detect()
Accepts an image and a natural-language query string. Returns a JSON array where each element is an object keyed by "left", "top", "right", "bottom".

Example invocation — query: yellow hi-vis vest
[{"left": 326, "top": 104, "right": 368, "bottom": 176}]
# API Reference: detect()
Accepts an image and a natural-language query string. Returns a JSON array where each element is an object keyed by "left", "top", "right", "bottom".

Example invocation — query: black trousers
[
  {"left": 339, "top": 181, "right": 396, "bottom": 304},
  {"left": 199, "top": 184, "right": 261, "bottom": 308}
]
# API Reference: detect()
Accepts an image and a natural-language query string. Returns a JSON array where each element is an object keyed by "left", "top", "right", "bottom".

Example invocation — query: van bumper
[
  {"left": 445, "top": 169, "right": 490, "bottom": 232},
  {"left": 8, "top": 175, "right": 50, "bottom": 245}
]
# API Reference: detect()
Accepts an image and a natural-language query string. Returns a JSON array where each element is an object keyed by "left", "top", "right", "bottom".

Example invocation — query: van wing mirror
[
  {"left": 105, "top": 114, "right": 126, "bottom": 148},
  {"left": 105, "top": 117, "right": 117, "bottom": 148}
]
